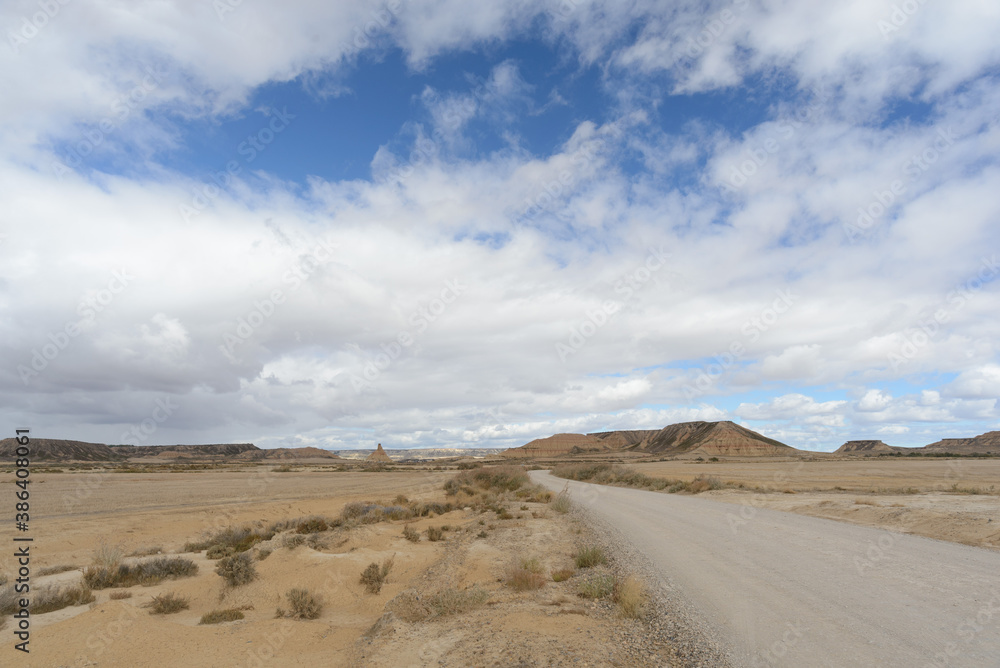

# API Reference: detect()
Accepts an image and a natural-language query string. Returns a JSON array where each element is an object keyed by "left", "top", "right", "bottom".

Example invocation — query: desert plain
[{"left": 2, "top": 455, "right": 998, "bottom": 667}]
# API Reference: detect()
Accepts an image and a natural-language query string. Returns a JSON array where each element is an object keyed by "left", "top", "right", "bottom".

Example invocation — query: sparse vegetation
[
  {"left": 146, "top": 591, "right": 189, "bottom": 615},
  {"left": 83, "top": 557, "right": 198, "bottom": 590},
  {"left": 402, "top": 525, "right": 420, "bottom": 542},
  {"left": 613, "top": 575, "right": 647, "bottom": 618},
  {"left": 200, "top": 609, "right": 245, "bottom": 624},
  {"left": 577, "top": 571, "right": 615, "bottom": 599},
  {"left": 109, "top": 590, "right": 132, "bottom": 600},
  {"left": 0, "top": 583, "right": 95, "bottom": 615},
  {"left": 277, "top": 588, "right": 323, "bottom": 619},
  {"left": 552, "top": 463, "right": 729, "bottom": 494},
  {"left": 257, "top": 548, "right": 272, "bottom": 561},
  {"left": 552, "top": 487, "right": 572, "bottom": 514},
  {"left": 390, "top": 586, "right": 490, "bottom": 622},
  {"left": 283, "top": 534, "right": 306, "bottom": 549},
  {"left": 552, "top": 568, "right": 575, "bottom": 582},
  {"left": 37, "top": 564, "right": 78, "bottom": 576},
  {"left": 128, "top": 546, "right": 163, "bottom": 557},
  {"left": 574, "top": 546, "right": 607, "bottom": 569},
  {"left": 216, "top": 552, "right": 257, "bottom": 587},
  {"left": 506, "top": 556, "right": 547, "bottom": 591},
  {"left": 360, "top": 556, "right": 395, "bottom": 594},
  {"left": 426, "top": 526, "right": 444, "bottom": 541}
]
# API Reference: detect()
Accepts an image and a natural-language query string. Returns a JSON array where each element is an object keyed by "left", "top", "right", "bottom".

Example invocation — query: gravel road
[{"left": 531, "top": 471, "right": 1000, "bottom": 668}]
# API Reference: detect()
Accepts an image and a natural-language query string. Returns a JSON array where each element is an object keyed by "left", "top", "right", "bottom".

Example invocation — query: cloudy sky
[{"left": 2, "top": 0, "right": 999, "bottom": 452}]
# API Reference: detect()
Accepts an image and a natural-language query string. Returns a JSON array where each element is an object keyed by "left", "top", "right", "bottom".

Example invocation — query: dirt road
[{"left": 531, "top": 471, "right": 1000, "bottom": 668}]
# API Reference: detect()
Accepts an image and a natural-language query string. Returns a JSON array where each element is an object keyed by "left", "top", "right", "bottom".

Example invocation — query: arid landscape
[{"left": 3, "top": 421, "right": 999, "bottom": 666}]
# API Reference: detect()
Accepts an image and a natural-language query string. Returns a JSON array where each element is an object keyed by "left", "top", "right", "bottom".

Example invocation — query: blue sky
[{"left": 2, "top": 0, "right": 999, "bottom": 451}]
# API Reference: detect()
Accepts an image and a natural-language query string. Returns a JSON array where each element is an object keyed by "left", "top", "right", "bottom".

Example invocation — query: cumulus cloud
[{"left": 1, "top": 0, "right": 999, "bottom": 450}]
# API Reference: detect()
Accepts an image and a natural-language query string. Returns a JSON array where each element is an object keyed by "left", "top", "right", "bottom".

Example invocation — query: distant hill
[
  {"left": 923, "top": 431, "right": 1000, "bottom": 454},
  {"left": 503, "top": 421, "right": 799, "bottom": 458},
  {"left": 110, "top": 443, "right": 259, "bottom": 459},
  {"left": 234, "top": 447, "right": 340, "bottom": 461},
  {"left": 834, "top": 440, "right": 908, "bottom": 455},
  {"left": 835, "top": 431, "right": 1000, "bottom": 455},
  {"left": 0, "top": 438, "right": 125, "bottom": 462}
]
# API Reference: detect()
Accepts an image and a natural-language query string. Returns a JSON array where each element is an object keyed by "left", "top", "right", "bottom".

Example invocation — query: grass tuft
[
  {"left": 613, "top": 575, "right": 647, "bottom": 618},
  {"left": 573, "top": 546, "right": 607, "bottom": 569},
  {"left": 200, "top": 608, "right": 245, "bottom": 624}
]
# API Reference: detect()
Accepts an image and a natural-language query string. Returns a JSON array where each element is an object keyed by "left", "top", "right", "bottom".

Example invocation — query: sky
[{"left": 2, "top": 0, "right": 999, "bottom": 452}]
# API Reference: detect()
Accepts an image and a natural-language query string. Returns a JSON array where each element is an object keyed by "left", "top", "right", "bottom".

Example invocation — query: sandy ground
[
  {"left": 533, "top": 471, "right": 1000, "bottom": 668},
  {"left": 2, "top": 470, "right": 677, "bottom": 667},
  {"left": 632, "top": 458, "right": 1000, "bottom": 493},
  {"left": 630, "top": 459, "right": 1000, "bottom": 550}
]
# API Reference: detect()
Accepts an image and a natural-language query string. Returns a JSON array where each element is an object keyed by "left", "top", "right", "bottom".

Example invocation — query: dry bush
[
  {"left": 444, "top": 465, "right": 530, "bottom": 495},
  {"left": 577, "top": 572, "right": 615, "bottom": 599},
  {"left": 573, "top": 546, "right": 607, "bottom": 569},
  {"left": 360, "top": 556, "right": 395, "bottom": 594},
  {"left": 306, "top": 533, "right": 328, "bottom": 550},
  {"left": 613, "top": 575, "right": 647, "bottom": 619},
  {"left": 551, "top": 488, "right": 572, "bottom": 514},
  {"left": 128, "top": 546, "right": 163, "bottom": 557},
  {"left": 687, "top": 476, "right": 723, "bottom": 494},
  {"left": 184, "top": 526, "right": 274, "bottom": 556},
  {"left": 390, "top": 587, "right": 489, "bottom": 622},
  {"left": 506, "top": 557, "right": 546, "bottom": 591},
  {"left": 109, "top": 590, "right": 132, "bottom": 600},
  {"left": 515, "top": 484, "right": 554, "bottom": 503},
  {"left": 216, "top": 552, "right": 257, "bottom": 587},
  {"left": 278, "top": 588, "right": 322, "bottom": 620},
  {"left": 84, "top": 557, "right": 198, "bottom": 590},
  {"left": 854, "top": 498, "right": 878, "bottom": 506},
  {"left": 0, "top": 583, "right": 95, "bottom": 615},
  {"left": 402, "top": 525, "right": 420, "bottom": 542},
  {"left": 283, "top": 534, "right": 306, "bottom": 549},
  {"left": 294, "top": 516, "right": 330, "bottom": 534},
  {"left": 37, "top": 564, "right": 78, "bottom": 576},
  {"left": 93, "top": 541, "right": 125, "bottom": 569},
  {"left": 552, "top": 568, "right": 575, "bottom": 582},
  {"left": 256, "top": 548, "right": 272, "bottom": 561},
  {"left": 146, "top": 591, "right": 189, "bottom": 615},
  {"left": 426, "top": 526, "right": 444, "bottom": 542},
  {"left": 199, "top": 608, "right": 245, "bottom": 624}
]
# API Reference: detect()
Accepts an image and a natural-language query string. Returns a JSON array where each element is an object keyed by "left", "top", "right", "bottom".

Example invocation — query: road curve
[{"left": 530, "top": 471, "right": 1000, "bottom": 668}]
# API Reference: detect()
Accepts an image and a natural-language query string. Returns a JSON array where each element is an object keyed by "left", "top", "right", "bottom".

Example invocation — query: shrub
[
  {"left": 216, "top": 552, "right": 257, "bottom": 587},
  {"left": 93, "top": 541, "right": 125, "bottom": 569},
  {"left": 551, "top": 489, "right": 572, "bottom": 514},
  {"left": 147, "top": 592, "right": 189, "bottom": 615},
  {"left": 402, "top": 525, "right": 420, "bottom": 543},
  {"left": 390, "top": 587, "right": 489, "bottom": 622},
  {"left": 444, "top": 466, "right": 530, "bottom": 495},
  {"left": 505, "top": 558, "right": 546, "bottom": 591},
  {"left": 185, "top": 526, "right": 273, "bottom": 556},
  {"left": 295, "top": 516, "right": 329, "bottom": 534},
  {"left": 109, "top": 590, "right": 132, "bottom": 600},
  {"left": 200, "top": 609, "right": 245, "bottom": 624},
  {"left": 577, "top": 572, "right": 614, "bottom": 599},
  {"left": 37, "top": 564, "right": 78, "bottom": 576},
  {"left": 257, "top": 548, "right": 272, "bottom": 561},
  {"left": 687, "top": 476, "right": 723, "bottom": 494},
  {"left": 614, "top": 575, "right": 647, "bottom": 619},
  {"left": 574, "top": 546, "right": 607, "bottom": 569},
  {"left": 206, "top": 545, "right": 236, "bottom": 560},
  {"left": 360, "top": 556, "right": 395, "bottom": 594},
  {"left": 552, "top": 568, "right": 575, "bottom": 582},
  {"left": 283, "top": 534, "right": 306, "bottom": 549},
  {"left": 83, "top": 557, "right": 198, "bottom": 590},
  {"left": 280, "top": 588, "right": 322, "bottom": 620},
  {"left": 477, "top": 530, "right": 488, "bottom": 539},
  {"left": 0, "top": 583, "right": 95, "bottom": 615},
  {"left": 426, "top": 526, "right": 444, "bottom": 542}
]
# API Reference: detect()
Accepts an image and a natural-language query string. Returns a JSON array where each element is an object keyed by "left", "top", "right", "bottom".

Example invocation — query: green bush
[{"left": 574, "top": 546, "right": 607, "bottom": 569}]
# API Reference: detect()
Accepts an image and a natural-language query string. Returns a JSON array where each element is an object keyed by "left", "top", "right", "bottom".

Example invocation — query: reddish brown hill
[
  {"left": 367, "top": 443, "right": 393, "bottom": 463},
  {"left": 923, "top": 431, "right": 1000, "bottom": 454},
  {"left": 0, "top": 438, "right": 124, "bottom": 462},
  {"left": 503, "top": 421, "right": 797, "bottom": 459},
  {"left": 834, "top": 440, "right": 909, "bottom": 455}
]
